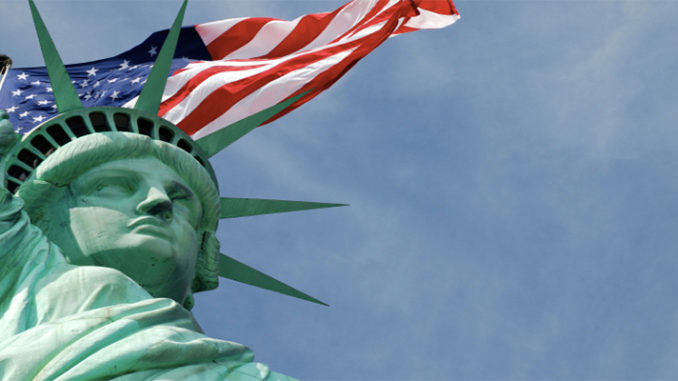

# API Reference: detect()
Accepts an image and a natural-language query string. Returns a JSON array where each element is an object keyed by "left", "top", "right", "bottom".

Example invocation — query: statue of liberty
[
  {"left": 0, "top": 1, "right": 335, "bottom": 379},
  {"left": 0, "top": 0, "right": 458, "bottom": 379}
]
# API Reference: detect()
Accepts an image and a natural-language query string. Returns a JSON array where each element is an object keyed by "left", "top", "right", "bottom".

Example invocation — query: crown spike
[
  {"left": 135, "top": 0, "right": 188, "bottom": 113},
  {"left": 218, "top": 253, "right": 328, "bottom": 306},
  {"left": 220, "top": 197, "right": 346, "bottom": 219},
  {"left": 196, "top": 90, "right": 309, "bottom": 157},
  {"left": 29, "top": 0, "right": 83, "bottom": 113}
]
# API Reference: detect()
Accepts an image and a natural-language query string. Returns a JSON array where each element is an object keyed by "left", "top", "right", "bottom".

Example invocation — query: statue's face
[{"left": 52, "top": 157, "right": 203, "bottom": 304}]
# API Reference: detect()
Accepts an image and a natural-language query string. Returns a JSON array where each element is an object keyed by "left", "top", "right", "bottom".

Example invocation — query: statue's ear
[
  {"left": 186, "top": 230, "right": 218, "bottom": 310},
  {"left": 192, "top": 230, "right": 220, "bottom": 293}
]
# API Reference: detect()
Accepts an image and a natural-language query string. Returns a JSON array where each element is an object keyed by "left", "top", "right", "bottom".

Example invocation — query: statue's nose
[{"left": 136, "top": 187, "right": 173, "bottom": 222}]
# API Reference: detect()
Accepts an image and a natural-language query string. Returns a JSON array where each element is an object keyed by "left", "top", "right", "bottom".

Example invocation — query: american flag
[{"left": 0, "top": 0, "right": 459, "bottom": 138}]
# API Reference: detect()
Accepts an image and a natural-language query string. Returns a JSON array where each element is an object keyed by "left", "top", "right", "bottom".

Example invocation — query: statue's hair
[{"left": 17, "top": 132, "right": 220, "bottom": 300}]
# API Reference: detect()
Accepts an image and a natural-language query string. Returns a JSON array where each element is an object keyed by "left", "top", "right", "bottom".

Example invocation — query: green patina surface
[
  {"left": 29, "top": 0, "right": 83, "bottom": 113},
  {"left": 0, "top": 1, "right": 337, "bottom": 379}
]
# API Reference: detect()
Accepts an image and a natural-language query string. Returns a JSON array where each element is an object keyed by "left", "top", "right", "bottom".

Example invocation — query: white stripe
[
  {"left": 223, "top": 18, "right": 301, "bottom": 60},
  {"left": 165, "top": 52, "right": 304, "bottom": 93},
  {"left": 155, "top": 54, "right": 296, "bottom": 108},
  {"left": 195, "top": 17, "right": 248, "bottom": 46},
  {"left": 186, "top": 59, "right": 274, "bottom": 69},
  {"left": 340, "top": 20, "right": 388, "bottom": 42},
  {"left": 161, "top": 61, "right": 282, "bottom": 123},
  {"left": 190, "top": 48, "right": 355, "bottom": 140},
  {"left": 123, "top": 60, "right": 281, "bottom": 109},
  {"left": 301, "top": 0, "right": 379, "bottom": 51},
  {"left": 162, "top": 60, "right": 275, "bottom": 98},
  {"left": 402, "top": 8, "right": 460, "bottom": 30}
]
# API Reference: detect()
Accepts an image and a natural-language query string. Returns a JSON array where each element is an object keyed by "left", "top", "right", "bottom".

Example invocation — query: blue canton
[{"left": 0, "top": 27, "right": 211, "bottom": 134}]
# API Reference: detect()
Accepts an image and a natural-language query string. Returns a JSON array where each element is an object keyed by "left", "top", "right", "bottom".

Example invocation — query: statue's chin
[{"left": 69, "top": 235, "right": 196, "bottom": 303}]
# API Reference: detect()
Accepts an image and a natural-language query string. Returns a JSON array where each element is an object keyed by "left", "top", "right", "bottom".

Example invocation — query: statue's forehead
[{"left": 73, "top": 157, "right": 187, "bottom": 186}]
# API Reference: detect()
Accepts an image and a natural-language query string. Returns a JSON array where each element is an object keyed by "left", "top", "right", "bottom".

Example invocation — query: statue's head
[
  {"left": 27, "top": 133, "right": 218, "bottom": 308},
  {"left": 7, "top": 109, "right": 221, "bottom": 309}
]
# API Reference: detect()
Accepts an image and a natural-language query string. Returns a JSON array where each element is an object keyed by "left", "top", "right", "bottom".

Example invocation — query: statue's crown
[
  {"left": 5, "top": 107, "right": 216, "bottom": 193},
  {"left": 4, "top": 0, "right": 216, "bottom": 194}
]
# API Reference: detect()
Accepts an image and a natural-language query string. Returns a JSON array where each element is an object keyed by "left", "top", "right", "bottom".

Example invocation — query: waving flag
[{"left": 0, "top": 0, "right": 459, "bottom": 138}]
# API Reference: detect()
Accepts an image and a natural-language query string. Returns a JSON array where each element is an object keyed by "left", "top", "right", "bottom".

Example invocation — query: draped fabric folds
[{"left": 0, "top": 189, "right": 293, "bottom": 380}]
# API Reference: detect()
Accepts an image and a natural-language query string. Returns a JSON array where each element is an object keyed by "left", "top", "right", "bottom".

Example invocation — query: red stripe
[
  {"left": 177, "top": 5, "right": 403, "bottom": 135},
  {"left": 264, "top": 11, "right": 338, "bottom": 58},
  {"left": 416, "top": 0, "right": 459, "bottom": 16},
  {"left": 331, "top": 0, "right": 392, "bottom": 44},
  {"left": 393, "top": 25, "right": 418, "bottom": 34},
  {"left": 159, "top": 62, "right": 269, "bottom": 116},
  {"left": 205, "top": 18, "right": 275, "bottom": 59}
]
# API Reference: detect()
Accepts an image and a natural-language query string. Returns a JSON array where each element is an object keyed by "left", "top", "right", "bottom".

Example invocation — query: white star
[
  {"left": 24, "top": 94, "right": 35, "bottom": 100},
  {"left": 119, "top": 60, "right": 130, "bottom": 70},
  {"left": 93, "top": 81, "right": 100, "bottom": 88},
  {"left": 86, "top": 67, "right": 99, "bottom": 77},
  {"left": 107, "top": 78, "right": 118, "bottom": 84},
  {"left": 46, "top": 87, "right": 53, "bottom": 93},
  {"left": 32, "top": 115, "right": 46, "bottom": 123},
  {"left": 131, "top": 77, "right": 142, "bottom": 84},
  {"left": 17, "top": 72, "right": 28, "bottom": 80},
  {"left": 11, "top": 89, "right": 22, "bottom": 97},
  {"left": 80, "top": 79, "right": 89, "bottom": 88},
  {"left": 31, "top": 80, "right": 41, "bottom": 86},
  {"left": 148, "top": 46, "right": 158, "bottom": 57},
  {"left": 38, "top": 99, "right": 50, "bottom": 105},
  {"left": 19, "top": 111, "right": 29, "bottom": 118},
  {"left": 83, "top": 92, "right": 92, "bottom": 100},
  {"left": 52, "top": 104, "right": 58, "bottom": 110},
  {"left": 6, "top": 105, "right": 17, "bottom": 113},
  {"left": 110, "top": 90, "right": 120, "bottom": 101}
]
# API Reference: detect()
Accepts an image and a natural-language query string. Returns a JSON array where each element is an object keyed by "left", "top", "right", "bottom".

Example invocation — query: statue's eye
[
  {"left": 93, "top": 178, "right": 134, "bottom": 196},
  {"left": 167, "top": 182, "right": 194, "bottom": 203},
  {"left": 170, "top": 189, "right": 194, "bottom": 211}
]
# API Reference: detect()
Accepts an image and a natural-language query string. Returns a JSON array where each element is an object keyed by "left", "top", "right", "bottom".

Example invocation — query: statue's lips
[{"left": 127, "top": 217, "right": 172, "bottom": 239}]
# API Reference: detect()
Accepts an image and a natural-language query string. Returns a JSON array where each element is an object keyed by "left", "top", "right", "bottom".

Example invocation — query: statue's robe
[{"left": 0, "top": 189, "right": 294, "bottom": 380}]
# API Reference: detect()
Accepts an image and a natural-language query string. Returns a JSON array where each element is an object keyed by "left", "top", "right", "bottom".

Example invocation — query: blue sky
[{"left": 3, "top": 0, "right": 678, "bottom": 379}]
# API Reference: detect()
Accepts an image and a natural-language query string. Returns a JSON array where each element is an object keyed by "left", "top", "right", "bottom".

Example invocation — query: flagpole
[{"left": 0, "top": 54, "right": 13, "bottom": 98}]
